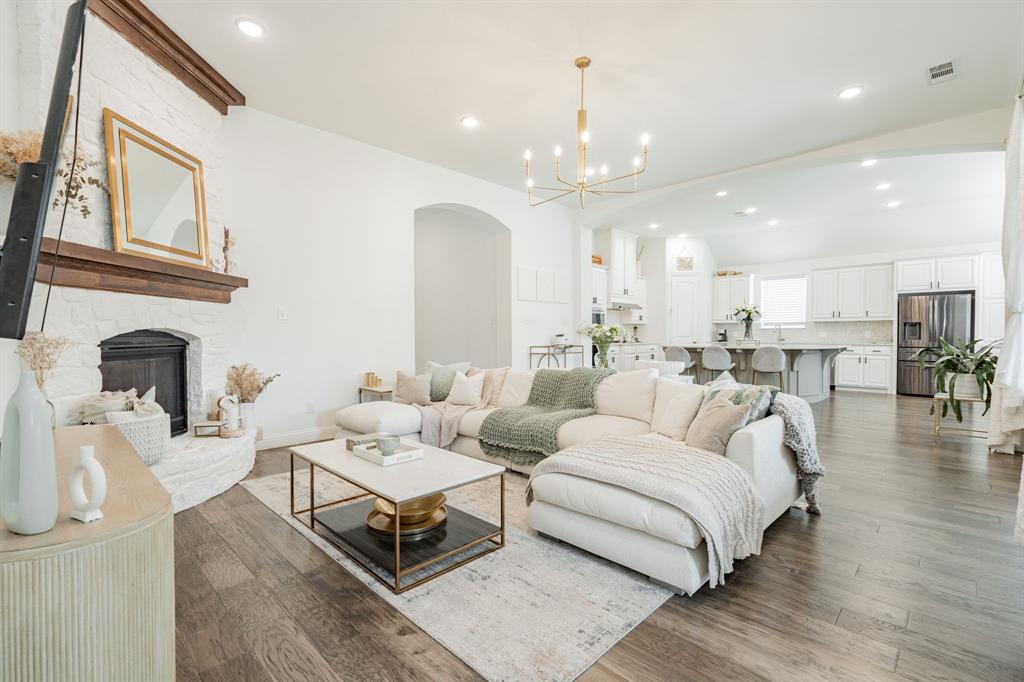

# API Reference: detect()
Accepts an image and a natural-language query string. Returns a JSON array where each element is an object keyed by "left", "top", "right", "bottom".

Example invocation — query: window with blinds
[{"left": 759, "top": 276, "right": 807, "bottom": 327}]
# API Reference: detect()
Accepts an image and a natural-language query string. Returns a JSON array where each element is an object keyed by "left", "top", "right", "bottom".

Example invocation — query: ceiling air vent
[{"left": 927, "top": 60, "right": 958, "bottom": 85}]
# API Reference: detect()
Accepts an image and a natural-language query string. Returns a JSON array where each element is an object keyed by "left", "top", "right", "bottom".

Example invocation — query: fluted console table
[{"left": 0, "top": 425, "right": 175, "bottom": 681}]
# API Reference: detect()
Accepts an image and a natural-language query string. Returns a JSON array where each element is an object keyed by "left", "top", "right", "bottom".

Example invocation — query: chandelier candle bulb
[{"left": 554, "top": 146, "right": 562, "bottom": 156}]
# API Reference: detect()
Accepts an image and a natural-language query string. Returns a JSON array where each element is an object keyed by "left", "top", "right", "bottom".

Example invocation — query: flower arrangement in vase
[
  {"left": 578, "top": 323, "right": 623, "bottom": 369},
  {"left": 225, "top": 363, "right": 280, "bottom": 430},
  {"left": 1, "top": 334, "right": 72, "bottom": 535},
  {"left": 733, "top": 304, "right": 760, "bottom": 341}
]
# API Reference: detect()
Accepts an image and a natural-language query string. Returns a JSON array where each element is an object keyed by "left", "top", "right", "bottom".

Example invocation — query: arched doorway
[{"left": 413, "top": 204, "right": 512, "bottom": 370}]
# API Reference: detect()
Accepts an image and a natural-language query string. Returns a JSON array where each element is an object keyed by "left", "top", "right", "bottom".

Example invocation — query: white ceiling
[
  {"left": 633, "top": 150, "right": 1006, "bottom": 265},
  {"left": 149, "top": 1, "right": 1023, "bottom": 193}
]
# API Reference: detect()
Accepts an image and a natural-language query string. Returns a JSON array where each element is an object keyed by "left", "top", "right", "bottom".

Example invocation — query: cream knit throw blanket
[{"left": 527, "top": 435, "right": 764, "bottom": 588}]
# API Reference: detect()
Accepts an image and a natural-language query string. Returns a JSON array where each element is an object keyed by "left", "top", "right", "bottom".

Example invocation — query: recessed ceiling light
[
  {"left": 649, "top": 223, "right": 659, "bottom": 230},
  {"left": 768, "top": 219, "right": 779, "bottom": 226},
  {"left": 715, "top": 190, "right": 728, "bottom": 197},
  {"left": 838, "top": 86, "right": 863, "bottom": 99},
  {"left": 860, "top": 159, "right": 878, "bottom": 167},
  {"left": 887, "top": 200, "right": 902, "bottom": 208},
  {"left": 459, "top": 116, "right": 479, "bottom": 129},
  {"left": 235, "top": 18, "right": 265, "bottom": 37},
  {"left": 678, "top": 234, "right": 687, "bottom": 239},
  {"left": 743, "top": 207, "right": 758, "bottom": 215},
  {"left": 875, "top": 182, "right": 892, "bottom": 190}
]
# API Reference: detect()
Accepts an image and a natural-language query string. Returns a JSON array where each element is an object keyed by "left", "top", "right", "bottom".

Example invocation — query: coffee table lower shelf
[{"left": 311, "top": 500, "right": 502, "bottom": 592}]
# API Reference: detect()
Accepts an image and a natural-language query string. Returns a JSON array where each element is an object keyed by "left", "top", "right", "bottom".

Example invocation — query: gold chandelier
[{"left": 524, "top": 56, "right": 649, "bottom": 208}]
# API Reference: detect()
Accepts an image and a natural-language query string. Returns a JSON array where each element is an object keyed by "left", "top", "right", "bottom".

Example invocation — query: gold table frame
[{"left": 289, "top": 451, "right": 505, "bottom": 594}]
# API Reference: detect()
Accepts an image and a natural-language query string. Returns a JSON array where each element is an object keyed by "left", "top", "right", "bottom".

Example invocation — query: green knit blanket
[{"left": 478, "top": 367, "right": 615, "bottom": 465}]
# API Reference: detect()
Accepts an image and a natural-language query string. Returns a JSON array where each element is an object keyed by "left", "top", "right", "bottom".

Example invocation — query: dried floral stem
[
  {"left": 226, "top": 363, "right": 279, "bottom": 403},
  {"left": 16, "top": 333, "right": 73, "bottom": 390}
]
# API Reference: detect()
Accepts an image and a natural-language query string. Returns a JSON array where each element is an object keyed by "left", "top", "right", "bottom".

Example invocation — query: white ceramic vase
[
  {"left": 0, "top": 369, "right": 58, "bottom": 535},
  {"left": 239, "top": 402, "right": 256, "bottom": 430}
]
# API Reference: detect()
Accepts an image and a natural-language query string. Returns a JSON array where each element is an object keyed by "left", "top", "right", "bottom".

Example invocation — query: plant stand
[{"left": 932, "top": 392, "right": 993, "bottom": 451}]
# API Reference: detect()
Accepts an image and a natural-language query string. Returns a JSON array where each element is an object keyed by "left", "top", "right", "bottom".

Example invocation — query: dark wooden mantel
[{"left": 35, "top": 238, "right": 248, "bottom": 304}]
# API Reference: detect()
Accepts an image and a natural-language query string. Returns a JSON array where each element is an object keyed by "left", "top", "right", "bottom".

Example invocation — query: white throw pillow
[
  {"left": 496, "top": 369, "right": 535, "bottom": 407},
  {"left": 594, "top": 368, "right": 658, "bottom": 424},
  {"left": 104, "top": 410, "right": 139, "bottom": 425},
  {"left": 446, "top": 371, "right": 485, "bottom": 405},
  {"left": 651, "top": 379, "right": 706, "bottom": 440},
  {"left": 424, "top": 360, "right": 471, "bottom": 401}
]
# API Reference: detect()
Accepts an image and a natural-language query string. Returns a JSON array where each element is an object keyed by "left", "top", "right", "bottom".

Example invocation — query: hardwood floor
[{"left": 174, "top": 391, "right": 1024, "bottom": 681}]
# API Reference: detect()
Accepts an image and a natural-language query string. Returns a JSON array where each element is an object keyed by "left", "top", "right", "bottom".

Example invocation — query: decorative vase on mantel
[
  {"left": 0, "top": 367, "right": 58, "bottom": 535},
  {"left": 742, "top": 319, "right": 754, "bottom": 341}
]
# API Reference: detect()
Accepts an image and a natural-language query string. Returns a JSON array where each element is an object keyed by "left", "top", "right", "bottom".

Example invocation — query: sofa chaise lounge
[{"left": 335, "top": 368, "right": 801, "bottom": 594}]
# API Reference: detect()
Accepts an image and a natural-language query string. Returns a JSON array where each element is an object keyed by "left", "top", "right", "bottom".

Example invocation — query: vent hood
[{"left": 610, "top": 301, "right": 642, "bottom": 310}]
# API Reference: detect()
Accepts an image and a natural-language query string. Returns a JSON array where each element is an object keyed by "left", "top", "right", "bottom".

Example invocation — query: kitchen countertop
[{"left": 675, "top": 342, "right": 851, "bottom": 351}]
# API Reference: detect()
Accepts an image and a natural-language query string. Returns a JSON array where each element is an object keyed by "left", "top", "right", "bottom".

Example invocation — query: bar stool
[
  {"left": 701, "top": 345, "right": 735, "bottom": 384},
  {"left": 663, "top": 346, "right": 697, "bottom": 377},
  {"left": 751, "top": 345, "right": 786, "bottom": 391}
]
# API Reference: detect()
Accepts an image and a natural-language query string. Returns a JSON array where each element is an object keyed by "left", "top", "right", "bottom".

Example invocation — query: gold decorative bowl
[{"left": 373, "top": 493, "right": 446, "bottom": 525}]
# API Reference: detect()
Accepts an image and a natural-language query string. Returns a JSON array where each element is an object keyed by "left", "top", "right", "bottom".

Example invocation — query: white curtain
[{"left": 987, "top": 99, "right": 1024, "bottom": 543}]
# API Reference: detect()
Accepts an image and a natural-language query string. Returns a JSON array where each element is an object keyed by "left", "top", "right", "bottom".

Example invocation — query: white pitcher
[{"left": 0, "top": 369, "right": 58, "bottom": 535}]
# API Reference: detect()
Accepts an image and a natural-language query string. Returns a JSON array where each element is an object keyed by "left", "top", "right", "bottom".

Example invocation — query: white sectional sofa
[{"left": 335, "top": 368, "right": 801, "bottom": 594}]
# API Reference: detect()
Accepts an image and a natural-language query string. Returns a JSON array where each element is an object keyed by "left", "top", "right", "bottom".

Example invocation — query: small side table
[{"left": 359, "top": 386, "right": 393, "bottom": 403}]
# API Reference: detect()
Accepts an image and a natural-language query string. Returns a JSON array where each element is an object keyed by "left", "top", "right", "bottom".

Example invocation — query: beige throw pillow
[
  {"left": 594, "top": 368, "right": 659, "bottom": 423},
  {"left": 684, "top": 396, "right": 753, "bottom": 455},
  {"left": 446, "top": 371, "right": 485, "bottom": 405},
  {"left": 394, "top": 371, "right": 431, "bottom": 405},
  {"left": 653, "top": 384, "right": 707, "bottom": 440},
  {"left": 496, "top": 369, "right": 535, "bottom": 407}
]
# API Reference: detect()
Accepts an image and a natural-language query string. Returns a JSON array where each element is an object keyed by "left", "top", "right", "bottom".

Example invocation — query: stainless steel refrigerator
[{"left": 897, "top": 291, "right": 974, "bottom": 396}]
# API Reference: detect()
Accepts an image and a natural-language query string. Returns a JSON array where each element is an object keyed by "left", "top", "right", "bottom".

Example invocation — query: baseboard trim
[{"left": 256, "top": 425, "right": 339, "bottom": 451}]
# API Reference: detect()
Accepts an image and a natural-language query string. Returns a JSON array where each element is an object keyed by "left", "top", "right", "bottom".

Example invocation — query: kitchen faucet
[{"left": 775, "top": 324, "right": 785, "bottom": 343}]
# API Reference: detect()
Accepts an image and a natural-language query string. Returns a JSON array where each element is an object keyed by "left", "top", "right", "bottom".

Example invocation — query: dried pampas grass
[
  {"left": 0, "top": 130, "right": 43, "bottom": 181},
  {"left": 226, "top": 363, "right": 280, "bottom": 403},
  {"left": 16, "top": 333, "right": 73, "bottom": 390}
]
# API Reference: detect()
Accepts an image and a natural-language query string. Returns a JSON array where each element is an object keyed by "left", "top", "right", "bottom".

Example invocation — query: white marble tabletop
[{"left": 288, "top": 438, "right": 504, "bottom": 503}]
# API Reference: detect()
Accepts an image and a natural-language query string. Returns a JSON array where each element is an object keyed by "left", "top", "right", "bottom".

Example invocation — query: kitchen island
[{"left": 675, "top": 343, "right": 849, "bottom": 403}]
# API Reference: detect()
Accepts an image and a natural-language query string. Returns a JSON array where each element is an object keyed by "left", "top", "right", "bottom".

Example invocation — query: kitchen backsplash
[{"left": 714, "top": 320, "right": 894, "bottom": 345}]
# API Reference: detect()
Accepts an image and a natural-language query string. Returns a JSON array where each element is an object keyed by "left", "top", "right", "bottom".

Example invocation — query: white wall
[
  {"left": 414, "top": 207, "right": 509, "bottom": 369},
  {"left": 223, "top": 108, "right": 576, "bottom": 444}
]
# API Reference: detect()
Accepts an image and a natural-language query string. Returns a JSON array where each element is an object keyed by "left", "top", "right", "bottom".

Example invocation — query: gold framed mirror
[{"left": 102, "top": 108, "right": 210, "bottom": 269}]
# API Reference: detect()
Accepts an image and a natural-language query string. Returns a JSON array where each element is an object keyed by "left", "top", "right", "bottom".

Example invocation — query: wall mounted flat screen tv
[{"left": 0, "top": 0, "right": 86, "bottom": 339}]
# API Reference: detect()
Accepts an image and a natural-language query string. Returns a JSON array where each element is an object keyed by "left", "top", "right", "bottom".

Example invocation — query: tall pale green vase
[{"left": 0, "top": 368, "right": 58, "bottom": 535}]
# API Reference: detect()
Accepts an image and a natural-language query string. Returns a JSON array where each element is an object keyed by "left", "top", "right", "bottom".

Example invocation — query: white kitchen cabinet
[
  {"left": 836, "top": 269, "right": 865, "bottom": 319},
  {"left": 896, "top": 259, "right": 935, "bottom": 292},
  {"left": 593, "top": 228, "right": 639, "bottom": 304},
  {"left": 863, "top": 356, "right": 891, "bottom": 389},
  {"left": 810, "top": 270, "right": 837, "bottom": 320},
  {"left": 813, "top": 265, "right": 893, "bottom": 321},
  {"left": 864, "top": 265, "right": 894, "bottom": 319},
  {"left": 835, "top": 346, "right": 891, "bottom": 391},
  {"left": 834, "top": 353, "right": 863, "bottom": 386},
  {"left": 895, "top": 256, "right": 977, "bottom": 292},
  {"left": 981, "top": 298, "right": 1005, "bottom": 343},
  {"left": 591, "top": 266, "right": 608, "bottom": 308},
  {"left": 629, "top": 277, "right": 648, "bottom": 324},
  {"left": 712, "top": 275, "right": 751, "bottom": 322},
  {"left": 982, "top": 252, "right": 1005, "bottom": 298},
  {"left": 935, "top": 256, "right": 976, "bottom": 290}
]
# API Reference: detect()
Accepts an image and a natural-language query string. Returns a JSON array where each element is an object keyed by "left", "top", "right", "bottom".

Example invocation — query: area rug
[{"left": 242, "top": 470, "right": 671, "bottom": 681}]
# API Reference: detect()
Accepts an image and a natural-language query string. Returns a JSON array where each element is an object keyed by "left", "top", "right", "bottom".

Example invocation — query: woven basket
[{"left": 112, "top": 413, "right": 170, "bottom": 466}]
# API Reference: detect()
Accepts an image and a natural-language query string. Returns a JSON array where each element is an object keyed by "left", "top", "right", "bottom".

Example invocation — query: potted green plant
[
  {"left": 578, "top": 323, "right": 623, "bottom": 369},
  {"left": 914, "top": 338, "right": 999, "bottom": 422},
  {"left": 734, "top": 304, "right": 760, "bottom": 340}
]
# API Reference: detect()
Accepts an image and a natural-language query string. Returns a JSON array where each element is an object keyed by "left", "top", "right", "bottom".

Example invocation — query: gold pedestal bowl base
[{"left": 367, "top": 493, "right": 447, "bottom": 539}]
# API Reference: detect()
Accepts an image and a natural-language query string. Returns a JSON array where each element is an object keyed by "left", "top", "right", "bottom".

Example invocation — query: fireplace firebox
[{"left": 99, "top": 330, "right": 188, "bottom": 436}]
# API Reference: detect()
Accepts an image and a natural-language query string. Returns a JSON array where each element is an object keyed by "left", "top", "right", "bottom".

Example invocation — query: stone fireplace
[{"left": 99, "top": 330, "right": 190, "bottom": 436}]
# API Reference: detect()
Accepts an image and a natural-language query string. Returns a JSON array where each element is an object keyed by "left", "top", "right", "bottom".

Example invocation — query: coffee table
[{"left": 288, "top": 438, "right": 505, "bottom": 594}]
